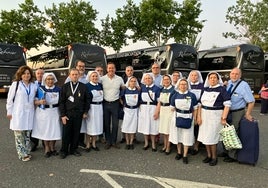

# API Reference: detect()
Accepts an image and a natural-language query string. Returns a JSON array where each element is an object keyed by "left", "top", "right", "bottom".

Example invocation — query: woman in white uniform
[
  {"left": 32, "top": 72, "right": 62, "bottom": 158},
  {"left": 85, "top": 71, "right": 103, "bottom": 152},
  {"left": 6, "top": 65, "right": 37, "bottom": 162},
  {"left": 157, "top": 74, "right": 174, "bottom": 154},
  {"left": 197, "top": 71, "right": 231, "bottom": 166},
  {"left": 121, "top": 76, "right": 140, "bottom": 150},
  {"left": 169, "top": 78, "right": 198, "bottom": 164},
  {"left": 138, "top": 73, "right": 161, "bottom": 152}
]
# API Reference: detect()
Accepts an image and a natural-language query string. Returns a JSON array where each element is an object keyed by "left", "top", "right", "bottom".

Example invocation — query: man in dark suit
[{"left": 59, "top": 68, "right": 91, "bottom": 159}]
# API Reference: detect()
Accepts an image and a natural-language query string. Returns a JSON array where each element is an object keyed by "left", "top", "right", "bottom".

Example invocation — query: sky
[{"left": 0, "top": 0, "right": 240, "bottom": 55}]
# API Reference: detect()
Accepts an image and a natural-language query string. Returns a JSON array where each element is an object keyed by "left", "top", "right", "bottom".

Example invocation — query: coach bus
[
  {"left": 107, "top": 43, "right": 198, "bottom": 79},
  {"left": 198, "top": 44, "right": 265, "bottom": 99},
  {"left": 0, "top": 43, "right": 26, "bottom": 93},
  {"left": 27, "top": 43, "right": 107, "bottom": 86}
]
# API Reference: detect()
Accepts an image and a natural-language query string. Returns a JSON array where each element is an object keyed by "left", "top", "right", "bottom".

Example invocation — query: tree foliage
[
  {"left": 224, "top": 0, "right": 268, "bottom": 51},
  {"left": 45, "top": 0, "right": 99, "bottom": 48},
  {"left": 0, "top": 0, "right": 48, "bottom": 50},
  {"left": 108, "top": 0, "right": 204, "bottom": 49}
]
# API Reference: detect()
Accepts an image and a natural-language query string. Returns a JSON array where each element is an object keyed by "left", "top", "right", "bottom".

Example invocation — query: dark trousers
[
  {"left": 260, "top": 99, "right": 268, "bottom": 113},
  {"left": 61, "top": 114, "right": 83, "bottom": 154},
  {"left": 103, "top": 101, "right": 119, "bottom": 145},
  {"left": 30, "top": 133, "right": 39, "bottom": 147}
]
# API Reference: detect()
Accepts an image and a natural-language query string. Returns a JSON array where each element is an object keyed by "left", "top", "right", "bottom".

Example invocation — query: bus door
[{"left": 0, "top": 43, "right": 26, "bottom": 93}]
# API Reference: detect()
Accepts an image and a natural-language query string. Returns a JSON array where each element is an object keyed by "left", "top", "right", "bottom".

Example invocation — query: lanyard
[
  {"left": 70, "top": 82, "right": 79, "bottom": 95},
  {"left": 21, "top": 81, "right": 31, "bottom": 102}
]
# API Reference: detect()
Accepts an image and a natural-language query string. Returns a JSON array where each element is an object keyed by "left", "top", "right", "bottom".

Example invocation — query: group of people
[{"left": 6, "top": 59, "right": 255, "bottom": 166}]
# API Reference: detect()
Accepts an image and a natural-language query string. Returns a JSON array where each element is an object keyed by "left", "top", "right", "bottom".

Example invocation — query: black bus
[
  {"left": 0, "top": 43, "right": 27, "bottom": 93},
  {"left": 198, "top": 44, "right": 265, "bottom": 99},
  {"left": 107, "top": 43, "right": 198, "bottom": 79},
  {"left": 27, "top": 43, "right": 107, "bottom": 86}
]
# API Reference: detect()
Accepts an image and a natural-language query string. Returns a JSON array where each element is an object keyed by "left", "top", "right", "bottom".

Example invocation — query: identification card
[{"left": 68, "top": 96, "right": 74, "bottom": 102}]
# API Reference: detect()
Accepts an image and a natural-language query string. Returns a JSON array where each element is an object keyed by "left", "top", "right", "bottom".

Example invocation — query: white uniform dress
[
  {"left": 6, "top": 81, "right": 37, "bottom": 131},
  {"left": 197, "top": 85, "right": 231, "bottom": 145},
  {"left": 158, "top": 86, "right": 174, "bottom": 134},
  {"left": 84, "top": 83, "right": 104, "bottom": 136},
  {"left": 32, "top": 86, "right": 62, "bottom": 140},
  {"left": 169, "top": 91, "right": 197, "bottom": 146},
  {"left": 121, "top": 88, "right": 139, "bottom": 133},
  {"left": 138, "top": 84, "right": 160, "bottom": 135}
]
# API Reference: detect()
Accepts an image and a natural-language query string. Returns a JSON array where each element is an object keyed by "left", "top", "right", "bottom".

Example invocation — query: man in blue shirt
[{"left": 223, "top": 68, "right": 255, "bottom": 162}]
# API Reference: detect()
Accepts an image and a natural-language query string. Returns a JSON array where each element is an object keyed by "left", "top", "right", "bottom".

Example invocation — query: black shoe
[
  {"left": 183, "top": 157, "right": 188, "bottom": 164},
  {"left": 209, "top": 158, "right": 218, "bottom": 166},
  {"left": 152, "top": 148, "right": 157, "bottom": 152},
  {"left": 143, "top": 145, "right": 149, "bottom": 150},
  {"left": 71, "top": 150, "right": 81, "bottom": 157},
  {"left": 175, "top": 153, "right": 182, "bottom": 160},
  {"left": 191, "top": 149, "right": 199, "bottom": 155},
  {"left": 78, "top": 143, "right": 86, "bottom": 149},
  {"left": 165, "top": 150, "right": 171, "bottom": 155},
  {"left": 120, "top": 138, "right": 126, "bottom": 143},
  {"left": 85, "top": 147, "right": 91, "bottom": 152},
  {"left": 104, "top": 144, "right": 111, "bottom": 150},
  {"left": 44, "top": 152, "right": 51, "bottom": 158},
  {"left": 59, "top": 152, "right": 67, "bottom": 159},
  {"left": 92, "top": 146, "right": 100, "bottom": 151},
  {"left": 112, "top": 144, "right": 120, "bottom": 149},
  {"left": 159, "top": 148, "right": 166, "bottom": 153},
  {"left": 129, "top": 144, "right": 134, "bottom": 150},
  {"left": 125, "top": 145, "right": 130, "bottom": 150},
  {"left": 202, "top": 157, "right": 212, "bottom": 163},
  {"left": 218, "top": 152, "right": 228, "bottom": 157},
  {"left": 223, "top": 156, "right": 237, "bottom": 163},
  {"left": 31, "top": 145, "right": 37, "bottom": 152},
  {"left": 51, "top": 150, "right": 59, "bottom": 156}
]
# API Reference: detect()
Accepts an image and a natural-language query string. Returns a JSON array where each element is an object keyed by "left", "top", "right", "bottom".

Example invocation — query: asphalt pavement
[{"left": 0, "top": 96, "right": 267, "bottom": 188}]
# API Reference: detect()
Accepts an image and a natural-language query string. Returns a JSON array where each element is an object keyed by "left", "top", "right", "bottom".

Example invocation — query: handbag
[
  {"left": 219, "top": 123, "right": 242, "bottom": 150},
  {"left": 260, "top": 91, "right": 268, "bottom": 99},
  {"left": 175, "top": 116, "right": 192, "bottom": 129}
]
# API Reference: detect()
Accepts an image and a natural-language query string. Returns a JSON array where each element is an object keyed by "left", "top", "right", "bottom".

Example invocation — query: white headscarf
[
  {"left": 174, "top": 78, "right": 191, "bottom": 92},
  {"left": 41, "top": 72, "right": 57, "bottom": 86},
  {"left": 160, "top": 74, "right": 172, "bottom": 87},
  {"left": 141, "top": 72, "right": 154, "bottom": 85},
  {"left": 203, "top": 71, "right": 223, "bottom": 87},
  {"left": 125, "top": 76, "right": 139, "bottom": 88},
  {"left": 87, "top": 70, "right": 100, "bottom": 83},
  {"left": 187, "top": 70, "right": 204, "bottom": 84}
]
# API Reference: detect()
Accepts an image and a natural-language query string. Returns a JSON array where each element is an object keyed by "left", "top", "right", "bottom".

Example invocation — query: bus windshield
[
  {"left": 27, "top": 43, "right": 107, "bottom": 86},
  {"left": 198, "top": 44, "right": 265, "bottom": 99},
  {"left": 0, "top": 43, "right": 26, "bottom": 93},
  {"left": 107, "top": 43, "right": 198, "bottom": 78}
]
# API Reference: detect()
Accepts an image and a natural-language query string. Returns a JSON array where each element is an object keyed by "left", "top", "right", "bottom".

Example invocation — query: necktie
[{"left": 227, "top": 84, "right": 233, "bottom": 94}]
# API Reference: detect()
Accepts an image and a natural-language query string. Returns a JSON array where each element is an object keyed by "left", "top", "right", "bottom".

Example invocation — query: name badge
[{"left": 68, "top": 96, "right": 74, "bottom": 102}]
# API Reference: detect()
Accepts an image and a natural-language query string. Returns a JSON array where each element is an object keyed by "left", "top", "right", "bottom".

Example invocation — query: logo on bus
[{"left": 0, "top": 48, "right": 17, "bottom": 55}]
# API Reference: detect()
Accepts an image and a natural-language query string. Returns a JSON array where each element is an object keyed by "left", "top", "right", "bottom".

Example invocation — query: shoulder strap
[
  {"left": 230, "top": 80, "right": 242, "bottom": 96},
  {"left": 13, "top": 81, "right": 20, "bottom": 102}
]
